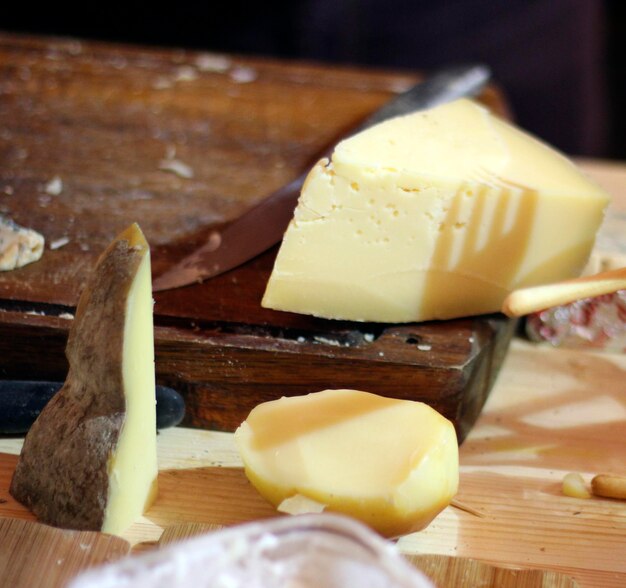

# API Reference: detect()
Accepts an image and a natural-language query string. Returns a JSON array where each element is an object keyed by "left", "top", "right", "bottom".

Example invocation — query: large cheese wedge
[
  {"left": 10, "top": 223, "right": 158, "bottom": 535},
  {"left": 234, "top": 389, "right": 459, "bottom": 537},
  {"left": 262, "top": 99, "right": 610, "bottom": 322}
]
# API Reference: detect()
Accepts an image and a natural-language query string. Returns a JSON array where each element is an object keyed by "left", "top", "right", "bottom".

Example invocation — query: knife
[
  {"left": 152, "top": 64, "right": 492, "bottom": 292},
  {"left": 0, "top": 381, "right": 185, "bottom": 434}
]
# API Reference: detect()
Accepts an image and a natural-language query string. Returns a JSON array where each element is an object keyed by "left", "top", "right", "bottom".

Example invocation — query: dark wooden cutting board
[{"left": 0, "top": 33, "right": 514, "bottom": 441}]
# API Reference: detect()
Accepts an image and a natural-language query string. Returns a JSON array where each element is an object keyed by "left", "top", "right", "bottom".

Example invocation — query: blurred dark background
[{"left": 2, "top": 0, "right": 625, "bottom": 159}]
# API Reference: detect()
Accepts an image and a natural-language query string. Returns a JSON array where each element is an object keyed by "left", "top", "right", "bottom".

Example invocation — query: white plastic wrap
[{"left": 70, "top": 514, "right": 435, "bottom": 588}]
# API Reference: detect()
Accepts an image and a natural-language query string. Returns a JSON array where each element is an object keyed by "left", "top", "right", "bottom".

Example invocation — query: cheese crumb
[
  {"left": 195, "top": 54, "right": 231, "bottom": 72},
  {"left": 230, "top": 66, "right": 257, "bottom": 84},
  {"left": 278, "top": 494, "right": 326, "bottom": 515},
  {"left": 159, "top": 159, "right": 194, "bottom": 179},
  {"left": 45, "top": 176, "right": 63, "bottom": 196},
  {"left": 175, "top": 66, "right": 199, "bottom": 82},
  {"left": 50, "top": 236, "right": 70, "bottom": 250},
  {"left": 152, "top": 76, "right": 173, "bottom": 90}
]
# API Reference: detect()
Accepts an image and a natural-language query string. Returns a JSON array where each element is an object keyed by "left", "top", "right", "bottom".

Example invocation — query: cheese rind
[
  {"left": 10, "top": 224, "right": 158, "bottom": 535},
  {"left": 262, "top": 99, "right": 610, "bottom": 322},
  {"left": 235, "top": 389, "right": 459, "bottom": 537}
]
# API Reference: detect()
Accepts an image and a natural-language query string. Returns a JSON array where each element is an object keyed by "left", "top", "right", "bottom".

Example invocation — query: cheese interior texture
[
  {"left": 262, "top": 99, "right": 610, "bottom": 322},
  {"left": 102, "top": 227, "right": 158, "bottom": 535},
  {"left": 235, "top": 389, "right": 459, "bottom": 537}
]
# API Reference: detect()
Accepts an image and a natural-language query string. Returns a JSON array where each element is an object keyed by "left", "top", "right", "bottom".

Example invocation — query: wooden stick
[
  {"left": 450, "top": 499, "right": 486, "bottom": 518},
  {"left": 502, "top": 266, "right": 626, "bottom": 317}
]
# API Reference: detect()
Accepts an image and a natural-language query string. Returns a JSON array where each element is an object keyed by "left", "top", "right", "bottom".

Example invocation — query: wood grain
[
  {"left": 0, "top": 518, "right": 129, "bottom": 588},
  {"left": 407, "top": 554, "right": 577, "bottom": 587},
  {"left": 158, "top": 521, "right": 224, "bottom": 544}
]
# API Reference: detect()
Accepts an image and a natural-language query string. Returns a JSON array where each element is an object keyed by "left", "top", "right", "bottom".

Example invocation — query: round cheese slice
[{"left": 235, "top": 389, "right": 459, "bottom": 537}]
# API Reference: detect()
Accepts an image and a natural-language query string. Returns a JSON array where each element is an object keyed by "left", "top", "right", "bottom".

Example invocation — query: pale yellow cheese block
[
  {"left": 234, "top": 389, "right": 459, "bottom": 538},
  {"left": 262, "top": 99, "right": 610, "bottom": 322}
]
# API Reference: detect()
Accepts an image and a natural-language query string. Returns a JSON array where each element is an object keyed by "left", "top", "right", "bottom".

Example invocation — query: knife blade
[
  {"left": 152, "top": 64, "right": 491, "bottom": 292},
  {"left": 0, "top": 380, "right": 185, "bottom": 434}
]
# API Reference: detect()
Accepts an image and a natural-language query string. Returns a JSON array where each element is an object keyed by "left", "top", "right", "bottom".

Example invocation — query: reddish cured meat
[{"left": 526, "top": 290, "right": 626, "bottom": 351}]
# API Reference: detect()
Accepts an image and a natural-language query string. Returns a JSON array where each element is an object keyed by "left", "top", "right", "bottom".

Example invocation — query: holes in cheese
[
  {"left": 262, "top": 98, "right": 610, "bottom": 322},
  {"left": 234, "top": 389, "right": 459, "bottom": 538},
  {"left": 10, "top": 223, "right": 158, "bottom": 535}
]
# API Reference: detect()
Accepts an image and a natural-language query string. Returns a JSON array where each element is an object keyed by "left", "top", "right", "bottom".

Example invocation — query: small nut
[
  {"left": 591, "top": 474, "right": 626, "bottom": 500},
  {"left": 562, "top": 472, "right": 591, "bottom": 499}
]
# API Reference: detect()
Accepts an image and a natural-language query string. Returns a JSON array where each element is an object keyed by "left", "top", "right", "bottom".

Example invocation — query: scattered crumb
[
  {"left": 313, "top": 336, "right": 342, "bottom": 347},
  {"left": 66, "top": 41, "right": 83, "bottom": 56},
  {"left": 417, "top": 343, "right": 432, "bottom": 351},
  {"left": 229, "top": 66, "right": 257, "bottom": 84},
  {"left": 378, "top": 351, "right": 385, "bottom": 357},
  {"left": 49, "top": 236, "right": 70, "bottom": 250},
  {"left": 152, "top": 76, "right": 173, "bottom": 90},
  {"left": 3, "top": 186, "right": 13, "bottom": 195},
  {"left": 278, "top": 494, "right": 326, "bottom": 515},
  {"left": 159, "top": 159, "right": 194, "bottom": 179},
  {"left": 58, "top": 312, "right": 75, "bottom": 320},
  {"left": 175, "top": 66, "right": 199, "bottom": 82},
  {"left": 363, "top": 333, "right": 375, "bottom": 343},
  {"left": 45, "top": 48, "right": 63, "bottom": 61},
  {"left": 195, "top": 54, "right": 231, "bottom": 72},
  {"left": 108, "top": 55, "right": 128, "bottom": 70},
  {"left": 45, "top": 176, "right": 63, "bottom": 196}
]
